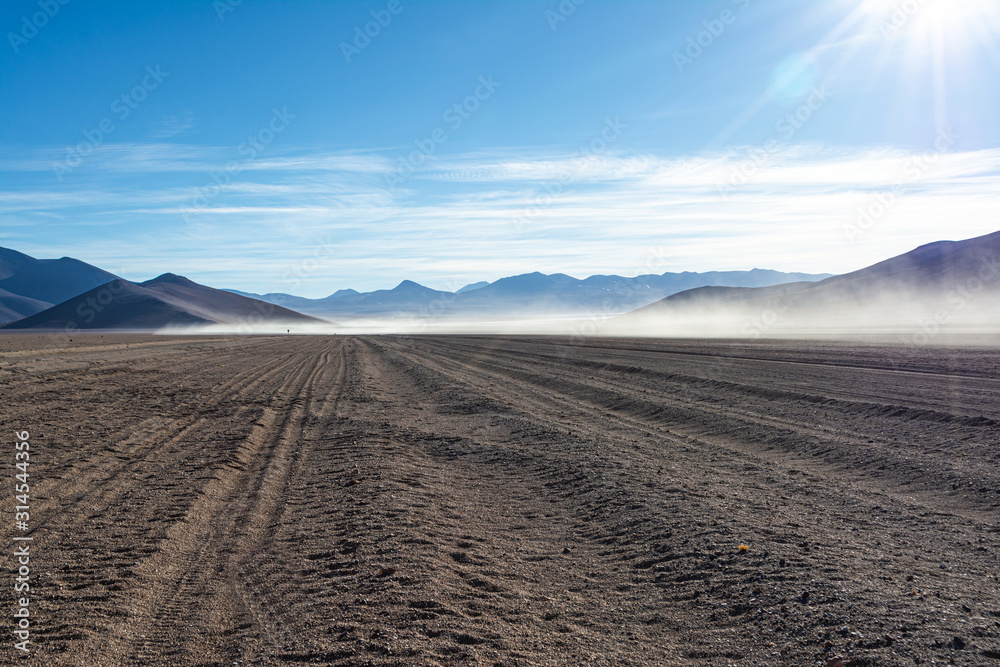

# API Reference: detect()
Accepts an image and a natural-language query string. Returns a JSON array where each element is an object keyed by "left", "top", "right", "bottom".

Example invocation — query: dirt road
[{"left": 1, "top": 334, "right": 998, "bottom": 665}]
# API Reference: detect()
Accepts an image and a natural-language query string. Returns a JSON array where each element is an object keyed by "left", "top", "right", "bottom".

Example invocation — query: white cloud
[{"left": 1, "top": 143, "right": 997, "bottom": 295}]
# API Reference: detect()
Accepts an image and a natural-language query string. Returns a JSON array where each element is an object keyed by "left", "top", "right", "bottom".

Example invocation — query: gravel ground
[{"left": 1, "top": 333, "right": 998, "bottom": 666}]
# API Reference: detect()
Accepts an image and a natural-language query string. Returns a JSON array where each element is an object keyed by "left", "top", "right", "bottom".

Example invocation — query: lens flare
[{"left": 863, "top": 0, "right": 998, "bottom": 43}]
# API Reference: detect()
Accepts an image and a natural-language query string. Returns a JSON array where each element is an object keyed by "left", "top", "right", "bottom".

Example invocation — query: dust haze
[{"left": 164, "top": 283, "right": 1000, "bottom": 342}]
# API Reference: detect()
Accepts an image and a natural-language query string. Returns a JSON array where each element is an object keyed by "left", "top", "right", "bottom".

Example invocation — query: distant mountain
[
  {"left": 2, "top": 273, "right": 324, "bottom": 331},
  {"left": 0, "top": 247, "right": 121, "bottom": 325},
  {"left": 615, "top": 230, "right": 1000, "bottom": 336},
  {"left": 228, "top": 269, "right": 831, "bottom": 319},
  {"left": 448, "top": 269, "right": 832, "bottom": 315},
  {"left": 226, "top": 280, "right": 456, "bottom": 317},
  {"left": 312, "top": 280, "right": 454, "bottom": 316},
  {"left": 456, "top": 281, "right": 490, "bottom": 293}
]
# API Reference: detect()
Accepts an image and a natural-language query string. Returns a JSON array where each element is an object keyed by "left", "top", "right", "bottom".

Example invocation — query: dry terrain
[{"left": 1, "top": 333, "right": 999, "bottom": 666}]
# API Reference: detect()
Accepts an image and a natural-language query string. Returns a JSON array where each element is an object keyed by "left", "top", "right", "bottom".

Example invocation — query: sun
[
  {"left": 861, "top": 0, "right": 1000, "bottom": 42},
  {"left": 848, "top": 0, "right": 1000, "bottom": 128}
]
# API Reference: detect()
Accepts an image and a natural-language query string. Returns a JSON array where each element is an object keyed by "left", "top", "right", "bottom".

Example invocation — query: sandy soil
[{"left": 1, "top": 333, "right": 998, "bottom": 666}]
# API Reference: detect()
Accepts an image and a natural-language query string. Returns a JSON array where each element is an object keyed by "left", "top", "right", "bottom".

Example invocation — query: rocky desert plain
[{"left": 1, "top": 333, "right": 998, "bottom": 666}]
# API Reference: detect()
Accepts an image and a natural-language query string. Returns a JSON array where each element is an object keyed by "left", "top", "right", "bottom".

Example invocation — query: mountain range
[
  {"left": 0, "top": 246, "right": 829, "bottom": 331},
  {"left": 615, "top": 229, "right": 1000, "bottom": 337},
  {"left": 226, "top": 269, "right": 832, "bottom": 319},
  {"left": 0, "top": 247, "right": 120, "bottom": 324},
  {"left": 1, "top": 230, "right": 998, "bottom": 335},
  {"left": 0, "top": 271, "right": 320, "bottom": 331}
]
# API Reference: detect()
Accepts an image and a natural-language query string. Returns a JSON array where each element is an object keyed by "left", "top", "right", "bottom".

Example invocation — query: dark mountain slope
[{"left": 3, "top": 274, "right": 323, "bottom": 331}]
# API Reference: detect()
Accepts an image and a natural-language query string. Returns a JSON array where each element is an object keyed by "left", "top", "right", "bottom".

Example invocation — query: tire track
[
  {"left": 410, "top": 337, "right": 1000, "bottom": 417},
  {"left": 5, "top": 335, "right": 998, "bottom": 666},
  {"left": 80, "top": 338, "right": 332, "bottom": 665},
  {"left": 363, "top": 337, "right": 1000, "bottom": 665},
  {"left": 27, "top": 345, "right": 303, "bottom": 538},
  {"left": 230, "top": 342, "right": 350, "bottom": 660},
  {"left": 385, "top": 337, "right": 1000, "bottom": 516}
]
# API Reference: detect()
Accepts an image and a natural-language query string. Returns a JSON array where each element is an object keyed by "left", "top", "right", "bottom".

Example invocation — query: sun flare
[{"left": 862, "top": 0, "right": 1000, "bottom": 42}]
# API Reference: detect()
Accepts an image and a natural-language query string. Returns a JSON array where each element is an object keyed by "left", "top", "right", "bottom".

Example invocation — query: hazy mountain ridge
[
  {"left": 615, "top": 230, "right": 1000, "bottom": 337},
  {"left": 227, "top": 268, "right": 833, "bottom": 319},
  {"left": 4, "top": 232, "right": 999, "bottom": 335}
]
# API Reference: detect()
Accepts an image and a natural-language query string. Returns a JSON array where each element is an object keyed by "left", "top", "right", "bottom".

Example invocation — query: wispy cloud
[
  {"left": 149, "top": 114, "right": 197, "bottom": 139},
  {"left": 1, "top": 143, "right": 997, "bottom": 296}
]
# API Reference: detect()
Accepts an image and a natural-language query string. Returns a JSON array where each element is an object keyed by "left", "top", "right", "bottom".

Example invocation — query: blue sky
[{"left": 2, "top": 0, "right": 999, "bottom": 296}]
